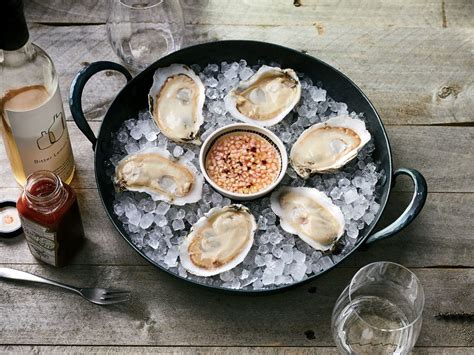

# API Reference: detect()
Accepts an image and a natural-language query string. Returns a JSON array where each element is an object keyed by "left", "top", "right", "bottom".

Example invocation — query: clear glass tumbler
[
  {"left": 106, "top": 0, "right": 185, "bottom": 72},
  {"left": 331, "top": 262, "right": 424, "bottom": 355}
]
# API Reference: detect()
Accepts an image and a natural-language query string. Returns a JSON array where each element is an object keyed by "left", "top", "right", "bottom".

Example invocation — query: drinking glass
[
  {"left": 331, "top": 262, "right": 424, "bottom": 355},
  {"left": 106, "top": 0, "right": 185, "bottom": 72}
]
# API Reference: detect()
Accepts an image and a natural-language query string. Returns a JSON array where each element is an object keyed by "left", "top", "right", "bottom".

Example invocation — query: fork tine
[
  {"left": 102, "top": 290, "right": 131, "bottom": 296},
  {"left": 101, "top": 294, "right": 131, "bottom": 301}
]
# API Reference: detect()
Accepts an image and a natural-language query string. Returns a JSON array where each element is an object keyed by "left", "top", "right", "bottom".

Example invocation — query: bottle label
[
  {"left": 5, "top": 86, "right": 74, "bottom": 182},
  {"left": 19, "top": 216, "right": 58, "bottom": 266}
]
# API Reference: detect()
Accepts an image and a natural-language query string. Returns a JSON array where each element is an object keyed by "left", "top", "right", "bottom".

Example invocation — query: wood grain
[
  {"left": 0, "top": 1, "right": 472, "bottom": 351},
  {"left": 2, "top": 123, "right": 473, "bottom": 193},
  {"left": 25, "top": 24, "right": 474, "bottom": 126},
  {"left": 24, "top": 0, "right": 474, "bottom": 29},
  {"left": 0, "top": 266, "right": 472, "bottom": 347},
  {"left": 1, "top": 187, "right": 472, "bottom": 267},
  {"left": 1, "top": 346, "right": 473, "bottom": 354}
]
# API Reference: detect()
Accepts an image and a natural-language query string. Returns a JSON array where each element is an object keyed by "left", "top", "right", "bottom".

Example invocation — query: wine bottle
[{"left": 0, "top": 0, "right": 75, "bottom": 186}]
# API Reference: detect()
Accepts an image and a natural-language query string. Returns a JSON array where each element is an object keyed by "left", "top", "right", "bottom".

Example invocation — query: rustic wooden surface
[{"left": 1, "top": 0, "right": 473, "bottom": 353}]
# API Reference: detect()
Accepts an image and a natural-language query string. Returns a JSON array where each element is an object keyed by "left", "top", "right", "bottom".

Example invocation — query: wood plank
[
  {"left": 0, "top": 346, "right": 337, "bottom": 355},
  {"left": 2, "top": 123, "right": 472, "bottom": 193},
  {"left": 387, "top": 126, "right": 474, "bottom": 193},
  {"left": 25, "top": 24, "right": 473, "bottom": 126},
  {"left": 1, "top": 186, "right": 472, "bottom": 268},
  {"left": 1, "top": 346, "right": 472, "bottom": 354},
  {"left": 24, "top": 0, "right": 474, "bottom": 29},
  {"left": 0, "top": 266, "right": 472, "bottom": 347},
  {"left": 355, "top": 192, "right": 474, "bottom": 268}
]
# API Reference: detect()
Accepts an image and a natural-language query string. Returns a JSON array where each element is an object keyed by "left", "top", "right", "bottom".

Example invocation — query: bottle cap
[
  {"left": 0, "top": 0, "right": 29, "bottom": 51},
  {"left": 0, "top": 200, "right": 23, "bottom": 239}
]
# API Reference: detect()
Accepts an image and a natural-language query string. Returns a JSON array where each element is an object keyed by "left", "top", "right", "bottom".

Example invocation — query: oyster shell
[
  {"left": 148, "top": 64, "right": 205, "bottom": 143},
  {"left": 224, "top": 65, "right": 301, "bottom": 127},
  {"left": 271, "top": 187, "right": 344, "bottom": 251},
  {"left": 290, "top": 115, "right": 371, "bottom": 178},
  {"left": 115, "top": 147, "right": 203, "bottom": 205},
  {"left": 179, "top": 204, "right": 256, "bottom": 276}
]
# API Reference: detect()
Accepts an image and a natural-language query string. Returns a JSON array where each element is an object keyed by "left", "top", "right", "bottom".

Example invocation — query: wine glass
[
  {"left": 106, "top": 0, "right": 185, "bottom": 72},
  {"left": 331, "top": 262, "right": 424, "bottom": 355}
]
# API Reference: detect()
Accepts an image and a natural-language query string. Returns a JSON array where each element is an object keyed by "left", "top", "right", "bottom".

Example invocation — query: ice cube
[
  {"left": 370, "top": 202, "right": 380, "bottom": 214},
  {"left": 173, "top": 145, "right": 184, "bottom": 157},
  {"left": 156, "top": 202, "right": 170, "bottom": 215},
  {"left": 255, "top": 254, "right": 266, "bottom": 267},
  {"left": 138, "top": 199, "right": 156, "bottom": 213},
  {"left": 147, "top": 231, "right": 161, "bottom": 249},
  {"left": 154, "top": 214, "right": 168, "bottom": 227},
  {"left": 330, "top": 187, "right": 343, "bottom": 200},
  {"left": 117, "top": 131, "right": 129, "bottom": 143},
  {"left": 290, "top": 262, "right": 306, "bottom": 281},
  {"left": 338, "top": 178, "right": 351, "bottom": 187},
  {"left": 293, "top": 250, "right": 306, "bottom": 264},
  {"left": 318, "top": 256, "right": 333, "bottom": 270},
  {"left": 211, "top": 192, "right": 223, "bottom": 205},
  {"left": 139, "top": 212, "right": 154, "bottom": 229},
  {"left": 281, "top": 245, "right": 294, "bottom": 264},
  {"left": 239, "top": 67, "right": 254, "bottom": 80},
  {"left": 262, "top": 269, "right": 275, "bottom": 285},
  {"left": 164, "top": 246, "right": 179, "bottom": 268},
  {"left": 205, "top": 77, "right": 218, "bottom": 88},
  {"left": 172, "top": 219, "right": 185, "bottom": 231},
  {"left": 219, "top": 270, "right": 235, "bottom": 282},
  {"left": 182, "top": 150, "right": 196, "bottom": 162},
  {"left": 258, "top": 216, "right": 268, "bottom": 230},
  {"left": 258, "top": 244, "right": 269, "bottom": 254},
  {"left": 176, "top": 209, "right": 186, "bottom": 220},
  {"left": 167, "top": 207, "right": 178, "bottom": 219},
  {"left": 259, "top": 233, "right": 270, "bottom": 244},
  {"left": 130, "top": 126, "right": 143, "bottom": 140},
  {"left": 280, "top": 131, "right": 292, "bottom": 143},
  {"left": 272, "top": 246, "right": 283, "bottom": 259},
  {"left": 127, "top": 209, "right": 142, "bottom": 226},
  {"left": 113, "top": 203, "right": 125, "bottom": 216},
  {"left": 125, "top": 142, "right": 139, "bottom": 154},
  {"left": 178, "top": 265, "right": 187, "bottom": 277},
  {"left": 343, "top": 187, "right": 359, "bottom": 204}
]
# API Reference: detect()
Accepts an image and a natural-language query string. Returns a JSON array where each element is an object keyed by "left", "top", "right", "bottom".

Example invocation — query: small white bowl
[{"left": 199, "top": 123, "right": 288, "bottom": 201}]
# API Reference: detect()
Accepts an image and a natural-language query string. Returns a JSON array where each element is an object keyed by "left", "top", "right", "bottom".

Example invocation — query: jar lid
[{"left": 0, "top": 200, "right": 23, "bottom": 238}]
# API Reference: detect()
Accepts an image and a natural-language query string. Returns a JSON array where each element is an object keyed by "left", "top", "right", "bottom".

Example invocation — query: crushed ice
[{"left": 108, "top": 60, "right": 384, "bottom": 290}]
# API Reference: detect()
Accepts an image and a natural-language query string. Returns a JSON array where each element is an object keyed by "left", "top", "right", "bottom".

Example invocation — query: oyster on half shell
[
  {"left": 148, "top": 64, "right": 205, "bottom": 143},
  {"left": 179, "top": 204, "right": 256, "bottom": 277},
  {"left": 115, "top": 147, "right": 203, "bottom": 205},
  {"left": 224, "top": 65, "right": 301, "bottom": 127},
  {"left": 271, "top": 187, "right": 344, "bottom": 251},
  {"left": 290, "top": 115, "right": 371, "bottom": 178}
]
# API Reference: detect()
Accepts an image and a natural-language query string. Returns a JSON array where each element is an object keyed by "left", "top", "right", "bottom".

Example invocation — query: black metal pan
[{"left": 69, "top": 40, "right": 427, "bottom": 294}]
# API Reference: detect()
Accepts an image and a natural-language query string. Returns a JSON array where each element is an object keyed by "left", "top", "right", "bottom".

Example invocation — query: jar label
[
  {"left": 19, "top": 216, "right": 58, "bottom": 266},
  {"left": 5, "top": 86, "right": 75, "bottom": 182}
]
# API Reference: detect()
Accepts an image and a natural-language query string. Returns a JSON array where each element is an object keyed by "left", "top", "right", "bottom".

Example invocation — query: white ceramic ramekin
[{"left": 199, "top": 123, "right": 288, "bottom": 200}]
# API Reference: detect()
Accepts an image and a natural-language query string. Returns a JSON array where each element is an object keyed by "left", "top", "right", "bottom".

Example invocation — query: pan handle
[
  {"left": 69, "top": 61, "right": 133, "bottom": 149},
  {"left": 365, "top": 168, "right": 427, "bottom": 244}
]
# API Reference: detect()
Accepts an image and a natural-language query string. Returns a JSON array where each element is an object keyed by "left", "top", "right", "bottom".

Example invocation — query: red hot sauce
[{"left": 17, "top": 170, "right": 84, "bottom": 267}]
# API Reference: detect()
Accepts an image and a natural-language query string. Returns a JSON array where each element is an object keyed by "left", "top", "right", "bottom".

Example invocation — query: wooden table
[{"left": 1, "top": 1, "right": 473, "bottom": 353}]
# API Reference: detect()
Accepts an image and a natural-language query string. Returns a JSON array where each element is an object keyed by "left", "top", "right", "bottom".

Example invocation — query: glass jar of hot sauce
[{"left": 17, "top": 170, "right": 84, "bottom": 267}]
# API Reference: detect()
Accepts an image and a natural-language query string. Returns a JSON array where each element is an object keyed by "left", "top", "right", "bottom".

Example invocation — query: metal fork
[{"left": 0, "top": 267, "right": 130, "bottom": 305}]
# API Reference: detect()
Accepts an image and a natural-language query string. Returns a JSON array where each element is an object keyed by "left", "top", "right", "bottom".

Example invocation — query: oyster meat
[
  {"left": 224, "top": 65, "right": 301, "bottom": 127},
  {"left": 290, "top": 115, "right": 371, "bottom": 178},
  {"left": 271, "top": 187, "right": 344, "bottom": 251},
  {"left": 115, "top": 147, "right": 203, "bottom": 205},
  {"left": 179, "top": 205, "right": 256, "bottom": 276},
  {"left": 149, "top": 64, "right": 205, "bottom": 143}
]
